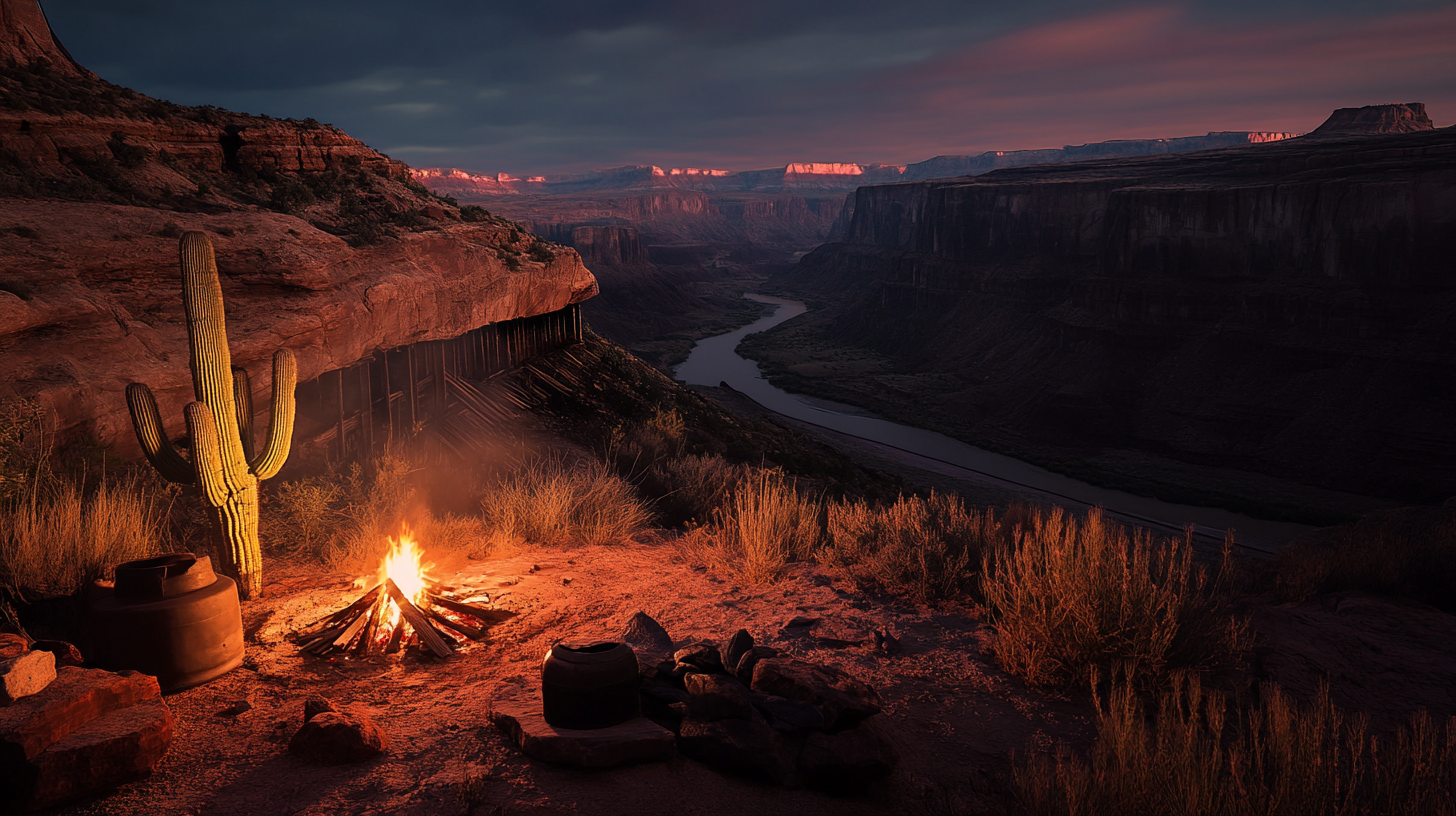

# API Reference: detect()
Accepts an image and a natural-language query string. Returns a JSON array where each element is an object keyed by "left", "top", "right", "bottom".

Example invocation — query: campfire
[{"left": 295, "top": 530, "right": 512, "bottom": 658}]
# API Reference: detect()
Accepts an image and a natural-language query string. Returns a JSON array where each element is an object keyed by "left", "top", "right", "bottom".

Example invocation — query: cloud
[{"left": 40, "top": 1, "right": 1456, "bottom": 174}]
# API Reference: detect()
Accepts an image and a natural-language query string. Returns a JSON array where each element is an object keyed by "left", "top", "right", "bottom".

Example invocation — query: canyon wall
[
  {"left": 0, "top": 0, "right": 597, "bottom": 453},
  {"left": 787, "top": 107, "right": 1456, "bottom": 506}
]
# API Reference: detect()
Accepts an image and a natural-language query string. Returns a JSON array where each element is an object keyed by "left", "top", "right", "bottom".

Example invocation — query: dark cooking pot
[
  {"left": 541, "top": 641, "right": 639, "bottom": 730},
  {"left": 89, "top": 553, "right": 244, "bottom": 691}
]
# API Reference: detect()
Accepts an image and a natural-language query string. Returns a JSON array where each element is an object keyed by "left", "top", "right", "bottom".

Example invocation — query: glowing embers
[{"left": 295, "top": 529, "right": 512, "bottom": 659}]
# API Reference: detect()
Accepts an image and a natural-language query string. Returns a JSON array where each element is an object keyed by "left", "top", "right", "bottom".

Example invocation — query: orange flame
[{"left": 378, "top": 526, "right": 428, "bottom": 607}]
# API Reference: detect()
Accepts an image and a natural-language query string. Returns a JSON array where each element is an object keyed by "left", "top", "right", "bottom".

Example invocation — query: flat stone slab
[
  {"left": 24, "top": 698, "right": 173, "bottom": 811},
  {"left": 0, "top": 667, "right": 160, "bottom": 760},
  {"left": 489, "top": 701, "right": 673, "bottom": 768}
]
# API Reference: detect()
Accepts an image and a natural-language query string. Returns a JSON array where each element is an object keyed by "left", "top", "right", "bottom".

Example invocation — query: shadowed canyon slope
[
  {"left": 761, "top": 105, "right": 1455, "bottom": 517},
  {"left": 0, "top": 0, "right": 596, "bottom": 452}
]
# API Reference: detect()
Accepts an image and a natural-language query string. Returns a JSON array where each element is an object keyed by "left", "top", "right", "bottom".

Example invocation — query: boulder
[
  {"left": 734, "top": 646, "right": 779, "bottom": 685},
  {"left": 489, "top": 701, "right": 673, "bottom": 768},
  {"left": 303, "top": 695, "right": 337, "bottom": 723},
  {"left": 751, "top": 692, "right": 828, "bottom": 732},
  {"left": 798, "top": 726, "right": 898, "bottom": 793},
  {"left": 0, "top": 650, "right": 54, "bottom": 705},
  {"left": 751, "top": 659, "right": 881, "bottom": 731},
  {"left": 677, "top": 718, "right": 788, "bottom": 785},
  {"left": 0, "top": 634, "right": 27, "bottom": 661},
  {"left": 684, "top": 673, "right": 756, "bottom": 722},
  {"left": 289, "top": 709, "right": 388, "bottom": 765},
  {"left": 674, "top": 642, "right": 723, "bottom": 675},
  {"left": 0, "top": 667, "right": 170, "bottom": 812},
  {"left": 29, "top": 640, "right": 85, "bottom": 668},
  {"left": 720, "top": 629, "right": 754, "bottom": 675},
  {"left": 620, "top": 612, "right": 674, "bottom": 674}
]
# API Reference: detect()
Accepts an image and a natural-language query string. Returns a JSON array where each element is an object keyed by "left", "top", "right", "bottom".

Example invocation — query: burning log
[{"left": 293, "top": 544, "right": 516, "bottom": 659}]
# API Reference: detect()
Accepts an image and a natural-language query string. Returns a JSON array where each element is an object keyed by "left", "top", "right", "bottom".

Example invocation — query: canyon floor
[
  {"left": 59, "top": 540, "right": 1073, "bottom": 816},
  {"left": 46, "top": 524, "right": 1456, "bottom": 816}
]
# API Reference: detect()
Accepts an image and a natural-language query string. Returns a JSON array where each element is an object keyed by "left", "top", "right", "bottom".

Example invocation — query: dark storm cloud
[{"left": 39, "top": 0, "right": 1456, "bottom": 174}]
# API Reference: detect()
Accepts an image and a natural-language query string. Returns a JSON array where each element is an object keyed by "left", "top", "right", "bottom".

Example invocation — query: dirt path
[{"left": 62, "top": 539, "right": 1089, "bottom": 816}]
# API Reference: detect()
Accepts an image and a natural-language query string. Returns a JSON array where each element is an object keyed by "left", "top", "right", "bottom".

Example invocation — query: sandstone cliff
[
  {"left": 0, "top": 0, "right": 597, "bottom": 452},
  {"left": 776, "top": 108, "right": 1456, "bottom": 513}
]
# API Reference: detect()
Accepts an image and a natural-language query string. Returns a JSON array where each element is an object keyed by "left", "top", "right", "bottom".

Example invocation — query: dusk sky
[{"left": 41, "top": 0, "right": 1456, "bottom": 176}]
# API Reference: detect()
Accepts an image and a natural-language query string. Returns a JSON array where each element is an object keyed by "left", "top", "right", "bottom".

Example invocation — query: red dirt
[{"left": 57, "top": 538, "right": 1090, "bottom": 815}]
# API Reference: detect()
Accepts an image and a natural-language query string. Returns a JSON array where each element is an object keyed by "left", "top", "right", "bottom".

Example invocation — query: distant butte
[{"left": 1309, "top": 102, "right": 1436, "bottom": 137}]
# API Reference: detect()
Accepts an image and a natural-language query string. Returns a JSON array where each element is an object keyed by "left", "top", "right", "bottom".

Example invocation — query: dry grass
[
  {"left": 825, "top": 492, "right": 1002, "bottom": 603},
  {"left": 982, "top": 507, "right": 1248, "bottom": 688},
  {"left": 683, "top": 469, "right": 823, "bottom": 584},
  {"left": 643, "top": 453, "right": 751, "bottom": 527},
  {"left": 0, "top": 475, "right": 170, "bottom": 597},
  {"left": 480, "top": 457, "right": 650, "bottom": 549},
  {"left": 1017, "top": 673, "right": 1456, "bottom": 816}
]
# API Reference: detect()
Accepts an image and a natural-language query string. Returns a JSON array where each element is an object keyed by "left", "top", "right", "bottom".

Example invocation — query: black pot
[
  {"left": 89, "top": 554, "right": 244, "bottom": 691},
  {"left": 542, "top": 641, "right": 639, "bottom": 730}
]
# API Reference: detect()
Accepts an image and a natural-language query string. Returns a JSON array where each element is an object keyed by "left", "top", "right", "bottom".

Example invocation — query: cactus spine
[{"left": 127, "top": 232, "right": 296, "bottom": 600}]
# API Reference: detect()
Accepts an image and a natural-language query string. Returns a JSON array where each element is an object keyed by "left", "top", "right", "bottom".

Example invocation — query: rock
[
  {"left": 684, "top": 674, "right": 756, "bottom": 722},
  {"left": 677, "top": 718, "right": 788, "bottom": 785},
  {"left": 1310, "top": 103, "right": 1435, "bottom": 137},
  {"left": 215, "top": 700, "right": 252, "bottom": 717},
  {"left": 489, "top": 700, "right": 674, "bottom": 768},
  {"left": 1248, "top": 591, "right": 1456, "bottom": 731},
  {"left": 798, "top": 726, "right": 898, "bottom": 793},
  {"left": 734, "top": 646, "right": 780, "bottom": 686},
  {"left": 872, "top": 629, "right": 901, "bottom": 656},
  {"left": 674, "top": 642, "right": 723, "bottom": 674},
  {"left": 620, "top": 612, "right": 674, "bottom": 673},
  {"left": 1, "top": 650, "right": 56, "bottom": 705},
  {"left": 21, "top": 699, "right": 174, "bottom": 810},
  {"left": 785, "top": 615, "right": 820, "bottom": 628},
  {"left": 751, "top": 659, "right": 881, "bottom": 731},
  {"left": 29, "top": 640, "right": 85, "bottom": 668},
  {"left": 289, "top": 709, "right": 388, "bottom": 765},
  {"left": 639, "top": 678, "right": 690, "bottom": 731},
  {"left": 720, "top": 629, "right": 754, "bottom": 675},
  {"left": 0, "top": 634, "right": 27, "bottom": 661},
  {"left": 0, "top": 667, "right": 170, "bottom": 812},
  {"left": 303, "top": 695, "right": 337, "bottom": 723},
  {"left": 751, "top": 693, "right": 828, "bottom": 732}
]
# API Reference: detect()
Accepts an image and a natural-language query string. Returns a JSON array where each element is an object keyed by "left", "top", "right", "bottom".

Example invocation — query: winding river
[{"left": 674, "top": 294, "right": 1314, "bottom": 553}]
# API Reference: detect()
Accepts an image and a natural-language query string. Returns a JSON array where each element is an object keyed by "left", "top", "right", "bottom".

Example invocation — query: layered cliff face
[
  {"left": 0, "top": 0, "right": 597, "bottom": 452},
  {"left": 778, "top": 110, "right": 1456, "bottom": 512}
]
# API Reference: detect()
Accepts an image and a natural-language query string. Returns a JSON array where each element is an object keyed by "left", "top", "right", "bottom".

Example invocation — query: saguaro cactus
[{"left": 127, "top": 232, "right": 296, "bottom": 600}]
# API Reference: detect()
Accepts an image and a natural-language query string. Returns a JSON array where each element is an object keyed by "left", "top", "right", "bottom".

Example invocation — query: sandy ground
[{"left": 61, "top": 537, "right": 1091, "bottom": 816}]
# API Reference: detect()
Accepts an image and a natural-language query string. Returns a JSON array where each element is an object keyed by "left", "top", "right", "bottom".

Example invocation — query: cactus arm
[
  {"left": 183, "top": 401, "right": 231, "bottom": 509},
  {"left": 233, "top": 367, "right": 254, "bottom": 461},
  {"left": 125, "top": 382, "right": 196, "bottom": 484},
  {"left": 179, "top": 232, "right": 251, "bottom": 482},
  {"left": 248, "top": 349, "right": 297, "bottom": 480}
]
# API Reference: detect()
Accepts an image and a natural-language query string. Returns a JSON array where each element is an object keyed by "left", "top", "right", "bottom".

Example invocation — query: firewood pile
[{"left": 294, "top": 578, "right": 513, "bottom": 658}]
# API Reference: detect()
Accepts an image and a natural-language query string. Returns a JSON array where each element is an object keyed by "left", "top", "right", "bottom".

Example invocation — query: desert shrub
[
  {"left": 1272, "top": 505, "right": 1456, "bottom": 612},
  {"left": 481, "top": 457, "right": 649, "bottom": 548},
  {"left": 527, "top": 241, "right": 555, "bottom": 263},
  {"left": 0, "top": 399, "right": 49, "bottom": 503},
  {"left": 157, "top": 221, "right": 183, "bottom": 239},
  {"left": 825, "top": 492, "right": 1001, "bottom": 604},
  {"left": 0, "top": 476, "right": 170, "bottom": 597},
  {"left": 685, "top": 469, "right": 822, "bottom": 584},
  {"left": 1017, "top": 673, "right": 1456, "bottom": 816},
  {"left": 641, "top": 453, "right": 750, "bottom": 527},
  {"left": 460, "top": 204, "right": 491, "bottom": 222},
  {"left": 503, "top": 253, "right": 521, "bottom": 271},
  {"left": 982, "top": 507, "right": 1248, "bottom": 688}
]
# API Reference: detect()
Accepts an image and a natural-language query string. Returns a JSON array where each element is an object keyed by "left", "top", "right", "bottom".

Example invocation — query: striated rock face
[
  {"left": 786, "top": 115, "right": 1456, "bottom": 507},
  {"left": 0, "top": 202, "right": 595, "bottom": 453},
  {"left": 571, "top": 226, "right": 648, "bottom": 267},
  {"left": 0, "top": 0, "right": 597, "bottom": 453},
  {"left": 1310, "top": 103, "right": 1434, "bottom": 137}
]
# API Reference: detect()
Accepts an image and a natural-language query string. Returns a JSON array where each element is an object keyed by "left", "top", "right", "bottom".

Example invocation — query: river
[{"left": 674, "top": 294, "right": 1314, "bottom": 553}]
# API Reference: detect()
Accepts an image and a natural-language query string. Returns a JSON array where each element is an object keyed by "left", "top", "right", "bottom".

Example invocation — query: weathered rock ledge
[{"left": 0, "top": 200, "right": 596, "bottom": 453}]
